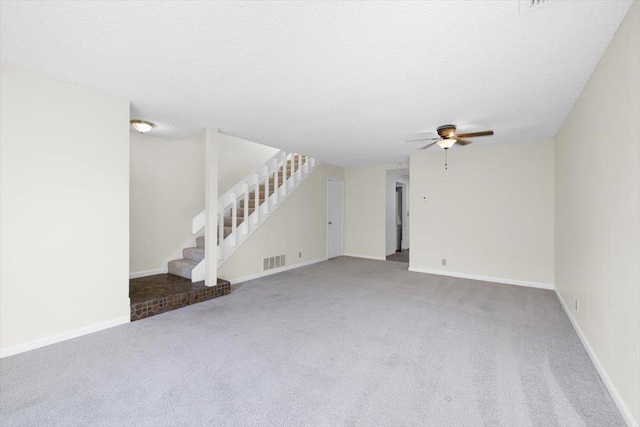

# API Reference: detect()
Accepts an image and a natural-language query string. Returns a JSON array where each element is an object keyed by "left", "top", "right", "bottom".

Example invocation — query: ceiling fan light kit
[{"left": 437, "top": 138, "right": 456, "bottom": 149}]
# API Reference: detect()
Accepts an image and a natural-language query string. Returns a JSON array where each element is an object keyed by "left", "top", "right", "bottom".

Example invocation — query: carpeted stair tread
[
  {"left": 182, "top": 247, "right": 204, "bottom": 263},
  {"left": 167, "top": 258, "right": 197, "bottom": 280}
]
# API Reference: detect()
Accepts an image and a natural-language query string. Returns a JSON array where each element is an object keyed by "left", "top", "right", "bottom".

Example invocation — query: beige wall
[
  {"left": 0, "top": 64, "right": 130, "bottom": 355},
  {"left": 218, "top": 163, "right": 344, "bottom": 282},
  {"left": 218, "top": 133, "right": 279, "bottom": 195},
  {"left": 409, "top": 140, "right": 555, "bottom": 287},
  {"left": 129, "top": 131, "right": 205, "bottom": 274},
  {"left": 555, "top": 2, "right": 639, "bottom": 424},
  {"left": 344, "top": 163, "right": 407, "bottom": 260}
]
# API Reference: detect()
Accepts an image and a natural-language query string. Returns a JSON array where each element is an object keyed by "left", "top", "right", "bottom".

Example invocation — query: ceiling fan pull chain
[{"left": 445, "top": 149, "right": 448, "bottom": 170}]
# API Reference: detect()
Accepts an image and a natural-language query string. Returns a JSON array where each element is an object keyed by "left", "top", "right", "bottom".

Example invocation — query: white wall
[
  {"left": 0, "top": 64, "right": 130, "bottom": 356},
  {"left": 218, "top": 164, "right": 344, "bottom": 282},
  {"left": 218, "top": 133, "right": 279, "bottom": 195},
  {"left": 555, "top": 2, "right": 639, "bottom": 424},
  {"left": 344, "top": 163, "right": 408, "bottom": 260},
  {"left": 409, "top": 140, "right": 555, "bottom": 287},
  {"left": 130, "top": 131, "right": 205, "bottom": 275},
  {"left": 385, "top": 169, "right": 410, "bottom": 256}
]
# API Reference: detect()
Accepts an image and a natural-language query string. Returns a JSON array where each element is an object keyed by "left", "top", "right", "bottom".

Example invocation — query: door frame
[
  {"left": 395, "top": 181, "right": 408, "bottom": 250},
  {"left": 326, "top": 178, "right": 344, "bottom": 259}
]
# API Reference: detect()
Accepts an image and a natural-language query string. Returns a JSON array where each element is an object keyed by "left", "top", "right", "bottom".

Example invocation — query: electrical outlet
[
  {"left": 299, "top": 252, "right": 302, "bottom": 258},
  {"left": 441, "top": 258, "right": 447, "bottom": 266},
  {"left": 575, "top": 300, "right": 579, "bottom": 312}
]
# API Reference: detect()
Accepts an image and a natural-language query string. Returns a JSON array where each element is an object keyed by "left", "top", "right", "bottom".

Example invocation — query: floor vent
[
  {"left": 263, "top": 255, "right": 286, "bottom": 271},
  {"left": 519, "top": 0, "right": 552, "bottom": 14}
]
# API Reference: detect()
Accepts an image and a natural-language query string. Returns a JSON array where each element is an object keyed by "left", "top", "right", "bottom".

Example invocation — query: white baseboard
[
  {"left": 407, "top": 267, "right": 554, "bottom": 290},
  {"left": 0, "top": 315, "right": 130, "bottom": 359},
  {"left": 129, "top": 268, "right": 164, "bottom": 279},
  {"left": 555, "top": 291, "right": 638, "bottom": 427},
  {"left": 222, "top": 257, "right": 328, "bottom": 284},
  {"left": 343, "top": 253, "right": 386, "bottom": 261}
]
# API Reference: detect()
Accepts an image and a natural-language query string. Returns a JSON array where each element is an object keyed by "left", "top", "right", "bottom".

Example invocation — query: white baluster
[
  {"left": 298, "top": 153, "right": 303, "bottom": 180},
  {"left": 218, "top": 202, "right": 224, "bottom": 260},
  {"left": 281, "top": 152, "right": 287, "bottom": 197},
  {"left": 304, "top": 155, "right": 309, "bottom": 173},
  {"left": 242, "top": 183, "right": 249, "bottom": 235},
  {"left": 231, "top": 192, "right": 237, "bottom": 246},
  {"left": 254, "top": 174, "right": 260, "bottom": 224},
  {"left": 310, "top": 157, "right": 316, "bottom": 168},
  {"left": 263, "top": 166, "right": 269, "bottom": 214},
  {"left": 272, "top": 158, "right": 278, "bottom": 205},
  {"left": 290, "top": 153, "right": 296, "bottom": 188}
]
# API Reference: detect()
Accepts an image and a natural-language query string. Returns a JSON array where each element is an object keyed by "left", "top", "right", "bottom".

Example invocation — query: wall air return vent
[
  {"left": 520, "top": 0, "right": 553, "bottom": 14},
  {"left": 263, "top": 255, "right": 286, "bottom": 271}
]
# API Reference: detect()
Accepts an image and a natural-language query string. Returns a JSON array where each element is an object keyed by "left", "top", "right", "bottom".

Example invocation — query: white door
[{"left": 327, "top": 178, "right": 344, "bottom": 259}]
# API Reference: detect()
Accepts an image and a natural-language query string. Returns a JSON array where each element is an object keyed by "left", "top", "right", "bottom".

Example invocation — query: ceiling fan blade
[
  {"left": 407, "top": 136, "right": 439, "bottom": 143},
  {"left": 420, "top": 141, "right": 439, "bottom": 150},
  {"left": 456, "top": 130, "right": 493, "bottom": 138},
  {"left": 456, "top": 139, "right": 473, "bottom": 146}
]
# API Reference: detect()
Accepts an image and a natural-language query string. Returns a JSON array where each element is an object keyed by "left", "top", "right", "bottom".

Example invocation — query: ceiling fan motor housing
[{"left": 437, "top": 124, "right": 457, "bottom": 138}]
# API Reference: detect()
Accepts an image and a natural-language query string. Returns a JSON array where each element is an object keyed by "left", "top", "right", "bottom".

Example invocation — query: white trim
[
  {"left": 407, "top": 267, "right": 554, "bottom": 290},
  {"left": 0, "top": 315, "right": 130, "bottom": 359},
  {"left": 343, "top": 253, "right": 387, "bottom": 261},
  {"left": 129, "top": 268, "right": 163, "bottom": 279},
  {"left": 222, "top": 257, "right": 328, "bottom": 284},
  {"left": 555, "top": 291, "right": 638, "bottom": 427}
]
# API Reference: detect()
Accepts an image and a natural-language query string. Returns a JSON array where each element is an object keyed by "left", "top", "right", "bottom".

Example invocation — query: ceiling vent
[{"left": 520, "top": 0, "right": 553, "bottom": 14}]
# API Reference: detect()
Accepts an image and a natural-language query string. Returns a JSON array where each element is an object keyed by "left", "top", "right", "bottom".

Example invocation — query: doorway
[
  {"left": 396, "top": 186, "right": 403, "bottom": 251},
  {"left": 385, "top": 169, "right": 409, "bottom": 263},
  {"left": 327, "top": 178, "right": 344, "bottom": 259}
]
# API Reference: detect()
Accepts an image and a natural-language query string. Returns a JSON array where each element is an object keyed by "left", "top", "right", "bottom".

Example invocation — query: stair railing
[{"left": 191, "top": 150, "right": 318, "bottom": 277}]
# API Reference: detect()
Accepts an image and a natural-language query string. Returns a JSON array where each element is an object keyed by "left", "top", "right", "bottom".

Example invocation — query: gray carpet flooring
[{"left": 0, "top": 257, "right": 623, "bottom": 426}]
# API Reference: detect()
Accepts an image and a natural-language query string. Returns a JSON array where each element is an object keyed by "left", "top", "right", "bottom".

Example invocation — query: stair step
[
  {"left": 182, "top": 247, "right": 204, "bottom": 263},
  {"left": 168, "top": 259, "right": 197, "bottom": 280},
  {"left": 236, "top": 207, "right": 255, "bottom": 217},
  {"left": 224, "top": 216, "right": 242, "bottom": 227},
  {"left": 219, "top": 226, "right": 233, "bottom": 238},
  {"left": 239, "top": 198, "right": 264, "bottom": 209}
]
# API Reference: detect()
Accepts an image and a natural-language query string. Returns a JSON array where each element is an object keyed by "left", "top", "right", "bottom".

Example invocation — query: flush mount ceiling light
[{"left": 130, "top": 120, "right": 154, "bottom": 133}]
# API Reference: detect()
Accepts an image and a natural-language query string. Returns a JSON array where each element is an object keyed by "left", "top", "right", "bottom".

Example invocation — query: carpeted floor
[
  {"left": 0, "top": 257, "right": 623, "bottom": 426},
  {"left": 386, "top": 249, "right": 409, "bottom": 263}
]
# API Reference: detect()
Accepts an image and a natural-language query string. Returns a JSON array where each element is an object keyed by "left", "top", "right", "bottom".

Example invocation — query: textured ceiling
[{"left": 0, "top": 1, "right": 632, "bottom": 166}]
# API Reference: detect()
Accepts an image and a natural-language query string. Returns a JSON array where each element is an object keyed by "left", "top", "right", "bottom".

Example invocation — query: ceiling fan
[{"left": 410, "top": 124, "right": 494, "bottom": 150}]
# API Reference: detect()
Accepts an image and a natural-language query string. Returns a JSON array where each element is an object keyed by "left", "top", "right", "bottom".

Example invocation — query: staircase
[{"left": 167, "top": 151, "right": 318, "bottom": 281}]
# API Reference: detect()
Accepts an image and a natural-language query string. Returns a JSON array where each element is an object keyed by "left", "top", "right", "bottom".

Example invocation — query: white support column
[
  {"left": 204, "top": 126, "right": 218, "bottom": 287},
  {"left": 217, "top": 202, "right": 224, "bottom": 260}
]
